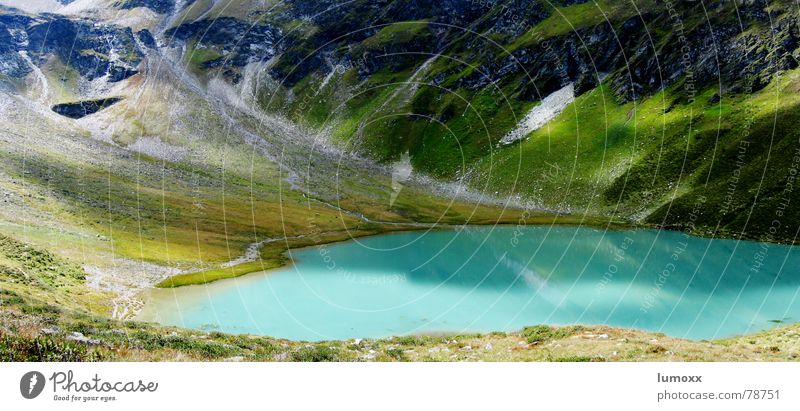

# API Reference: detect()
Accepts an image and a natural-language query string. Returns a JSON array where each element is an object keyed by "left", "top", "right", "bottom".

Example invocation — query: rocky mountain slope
[
  {"left": 0, "top": 0, "right": 535, "bottom": 320},
  {"left": 154, "top": 0, "right": 800, "bottom": 241}
]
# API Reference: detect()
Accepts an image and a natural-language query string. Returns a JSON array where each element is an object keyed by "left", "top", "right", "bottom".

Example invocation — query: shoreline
[
  {"left": 133, "top": 313, "right": 798, "bottom": 345},
  {"left": 136, "top": 225, "right": 795, "bottom": 341},
  {"left": 124, "top": 213, "right": 800, "bottom": 324},
  {"left": 150, "top": 214, "right": 800, "bottom": 290},
  {"left": 152, "top": 212, "right": 631, "bottom": 288}
]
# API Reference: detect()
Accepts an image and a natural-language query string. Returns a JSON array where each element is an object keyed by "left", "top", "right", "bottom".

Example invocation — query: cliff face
[
  {"left": 160, "top": 1, "right": 798, "bottom": 101},
  {"left": 2, "top": 1, "right": 796, "bottom": 100},
  {"left": 0, "top": 13, "right": 142, "bottom": 82},
  {"left": 116, "top": 0, "right": 176, "bottom": 14},
  {"left": 4, "top": 1, "right": 795, "bottom": 127}
]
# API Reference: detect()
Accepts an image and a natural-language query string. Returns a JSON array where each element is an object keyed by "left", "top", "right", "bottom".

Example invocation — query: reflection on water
[{"left": 138, "top": 226, "right": 800, "bottom": 341}]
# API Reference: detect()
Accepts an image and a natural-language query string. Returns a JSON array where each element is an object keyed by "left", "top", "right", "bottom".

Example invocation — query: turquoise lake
[{"left": 137, "top": 226, "right": 800, "bottom": 341}]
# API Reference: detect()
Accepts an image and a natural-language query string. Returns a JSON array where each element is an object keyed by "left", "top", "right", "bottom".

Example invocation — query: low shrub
[
  {"left": 291, "top": 345, "right": 339, "bottom": 362},
  {"left": 521, "top": 325, "right": 578, "bottom": 344},
  {"left": 0, "top": 332, "right": 101, "bottom": 361}
]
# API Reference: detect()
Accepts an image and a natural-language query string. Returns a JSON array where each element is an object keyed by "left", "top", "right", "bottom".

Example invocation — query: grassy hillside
[
  {"left": 471, "top": 72, "right": 800, "bottom": 242},
  {"left": 213, "top": 0, "right": 799, "bottom": 243}
]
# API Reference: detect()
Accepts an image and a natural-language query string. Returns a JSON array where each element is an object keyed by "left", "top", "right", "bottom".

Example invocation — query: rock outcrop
[
  {"left": 51, "top": 97, "right": 123, "bottom": 119},
  {"left": 0, "top": 12, "right": 143, "bottom": 83}
]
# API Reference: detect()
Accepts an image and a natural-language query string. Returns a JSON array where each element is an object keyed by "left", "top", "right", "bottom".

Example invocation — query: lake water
[{"left": 137, "top": 226, "right": 800, "bottom": 341}]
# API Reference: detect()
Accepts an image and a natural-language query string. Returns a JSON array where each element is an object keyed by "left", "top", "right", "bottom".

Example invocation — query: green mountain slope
[{"left": 163, "top": 0, "right": 798, "bottom": 242}]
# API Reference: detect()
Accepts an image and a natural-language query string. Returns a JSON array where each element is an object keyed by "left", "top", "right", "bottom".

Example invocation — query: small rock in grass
[{"left": 66, "top": 331, "right": 100, "bottom": 345}]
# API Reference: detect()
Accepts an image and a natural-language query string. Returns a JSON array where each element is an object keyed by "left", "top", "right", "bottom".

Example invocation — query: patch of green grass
[
  {"left": 644, "top": 73, "right": 800, "bottom": 242},
  {"left": 169, "top": 0, "right": 213, "bottom": 27},
  {"left": 162, "top": 335, "right": 235, "bottom": 358},
  {"left": 385, "top": 348, "right": 407, "bottom": 361},
  {"left": 361, "top": 20, "right": 430, "bottom": 49},
  {"left": 155, "top": 226, "right": 412, "bottom": 287},
  {"left": 506, "top": 0, "right": 660, "bottom": 52},
  {"left": 395, "top": 335, "right": 429, "bottom": 346},
  {"left": 20, "top": 303, "right": 62, "bottom": 317},
  {"left": 0, "top": 289, "right": 25, "bottom": 305},
  {"left": 187, "top": 39, "right": 224, "bottom": 71},
  {"left": 522, "top": 325, "right": 580, "bottom": 343},
  {"left": 290, "top": 345, "right": 340, "bottom": 362},
  {"left": 155, "top": 261, "right": 278, "bottom": 288},
  {"left": 470, "top": 81, "right": 637, "bottom": 210},
  {"left": 462, "top": 67, "right": 800, "bottom": 243},
  {"left": 0, "top": 234, "right": 85, "bottom": 287},
  {"left": 552, "top": 355, "right": 602, "bottom": 362}
]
